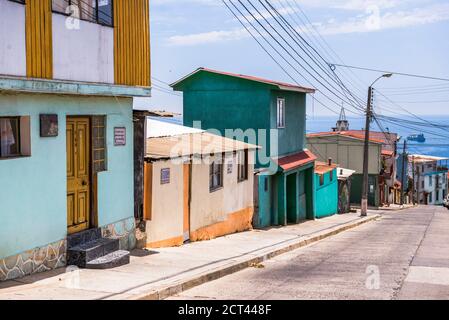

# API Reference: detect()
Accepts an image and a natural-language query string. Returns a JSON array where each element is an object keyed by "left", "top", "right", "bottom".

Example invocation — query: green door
[{"left": 286, "top": 173, "right": 298, "bottom": 223}]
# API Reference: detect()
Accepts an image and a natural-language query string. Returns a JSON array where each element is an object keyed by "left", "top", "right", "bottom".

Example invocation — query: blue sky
[{"left": 135, "top": 0, "right": 449, "bottom": 116}]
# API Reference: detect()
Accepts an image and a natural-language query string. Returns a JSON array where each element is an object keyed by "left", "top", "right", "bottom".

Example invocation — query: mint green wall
[
  {"left": 0, "top": 92, "right": 134, "bottom": 259},
  {"left": 314, "top": 169, "right": 338, "bottom": 218}
]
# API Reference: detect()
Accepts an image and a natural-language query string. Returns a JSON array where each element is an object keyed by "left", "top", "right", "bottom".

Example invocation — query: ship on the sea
[{"left": 407, "top": 133, "right": 426, "bottom": 143}]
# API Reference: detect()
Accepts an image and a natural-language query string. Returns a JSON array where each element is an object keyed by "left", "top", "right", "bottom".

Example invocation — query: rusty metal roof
[
  {"left": 275, "top": 149, "right": 317, "bottom": 171},
  {"left": 315, "top": 161, "right": 338, "bottom": 175},
  {"left": 171, "top": 67, "right": 316, "bottom": 94},
  {"left": 146, "top": 132, "right": 259, "bottom": 160}
]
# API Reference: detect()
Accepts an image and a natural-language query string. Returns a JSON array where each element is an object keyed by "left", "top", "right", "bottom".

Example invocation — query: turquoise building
[
  {"left": 172, "top": 68, "right": 317, "bottom": 228},
  {"left": 0, "top": 0, "right": 152, "bottom": 280},
  {"left": 314, "top": 162, "right": 339, "bottom": 218}
]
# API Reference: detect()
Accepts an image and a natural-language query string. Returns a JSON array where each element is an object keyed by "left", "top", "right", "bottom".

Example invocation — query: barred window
[
  {"left": 237, "top": 150, "right": 248, "bottom": 182},
  {"left": 92, "top": 115, "right": 107, "bottom": 173},
  {"left": 210, "top": 154, "right": 224, "bottom": 192}
]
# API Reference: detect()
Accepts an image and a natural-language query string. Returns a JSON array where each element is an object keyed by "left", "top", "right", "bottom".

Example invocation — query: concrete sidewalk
[{"left": 0, "top": 212, "right": 381, "bottom": 300}]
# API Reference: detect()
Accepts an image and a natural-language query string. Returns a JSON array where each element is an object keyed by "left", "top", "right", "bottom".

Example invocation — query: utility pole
[
  {"left": 400, "top": 140, "right": 407, "bottom": 206},
  {"left": 361, "top": 73, "right": 392, "bottom": 217},
  {"left": 361, "top": 87, "right": 373, "bottom": 217}
]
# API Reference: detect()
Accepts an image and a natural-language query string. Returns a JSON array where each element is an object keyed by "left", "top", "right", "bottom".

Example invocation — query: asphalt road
[{"left": 170, "top": 206, "right": 449, "bottom": 300}]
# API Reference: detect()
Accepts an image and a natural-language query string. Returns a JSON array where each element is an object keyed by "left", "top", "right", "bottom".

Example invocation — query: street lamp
[{"left": 361, "top": 73, "right": 393, "bottom": 217}]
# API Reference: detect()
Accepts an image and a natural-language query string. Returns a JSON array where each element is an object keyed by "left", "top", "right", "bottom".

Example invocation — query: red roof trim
[
  {"left": 382, "top": 149, "right": 394, "bottom": 157},
  {"left": 276, "top": 150, "right": 317, "bottom": 171}
]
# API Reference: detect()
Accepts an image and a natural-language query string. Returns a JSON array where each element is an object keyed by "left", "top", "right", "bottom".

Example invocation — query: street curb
[{"left": 121, "top": 214, "right": 381, "bottom": 300}]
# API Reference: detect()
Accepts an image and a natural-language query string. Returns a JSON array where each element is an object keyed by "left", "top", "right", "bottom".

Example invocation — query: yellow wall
[
  {"left": 114, "top": 0, "right": 151, "bottom": 87},
  {"left": 25, "top": 0, "right": 53, "bottom": 79}
]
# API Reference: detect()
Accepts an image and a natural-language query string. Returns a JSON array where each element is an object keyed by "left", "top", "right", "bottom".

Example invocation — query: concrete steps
[{"left": 67, "top": 228, "right": 130, "bottom": 269}]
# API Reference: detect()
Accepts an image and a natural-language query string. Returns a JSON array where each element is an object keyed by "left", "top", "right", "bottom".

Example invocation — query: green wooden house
[
  {"left": 314, "top": 161, "right": 339, "bottom": 218},
  {"left": 171, "top": 68, "right": 317, "bottom": 228}
]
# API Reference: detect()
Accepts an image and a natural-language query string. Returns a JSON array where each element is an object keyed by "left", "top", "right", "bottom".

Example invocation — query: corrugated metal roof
[
  {"left": 315, "top": 161, "right": 338, "bottom": 175},
  {"left": 146, "top": 132, "right": 259, "bottom": 160},
  {"left": 171, "top": 67, "right": 316, "bottom": 94},
  {"left": 337, "top": 167, "right": 356, "bottom": 179},
  {"left": 275, "top": 149, "right": 317, "bottom": 171},
  {"left": 147, "top": 119, "right": 204, "bottom": 138}
]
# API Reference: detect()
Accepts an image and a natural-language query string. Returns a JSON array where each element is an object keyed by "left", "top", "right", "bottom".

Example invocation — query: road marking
[{"left": 405, "top": 267, "right": 449, "bottom": 286}]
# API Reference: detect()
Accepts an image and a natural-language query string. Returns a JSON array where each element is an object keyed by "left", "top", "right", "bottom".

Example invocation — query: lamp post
[{"left": 361, "top": 73, "right": 393, "bottom": 217}]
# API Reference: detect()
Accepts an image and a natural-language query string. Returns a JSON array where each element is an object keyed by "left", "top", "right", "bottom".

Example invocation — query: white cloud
[
  {"left": 315, "top": 3, "right": 449, "bottom": 35},
  {"left": 167, "top": 28, "right": 250, "bottom": 46},
  {"left": 165, "top": 1, "right": 449, "bottom": 46}
]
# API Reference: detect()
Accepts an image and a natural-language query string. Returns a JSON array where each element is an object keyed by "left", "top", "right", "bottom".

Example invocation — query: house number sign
[{"left": 114, "top": 127, "right": 126, "bottom": 146}]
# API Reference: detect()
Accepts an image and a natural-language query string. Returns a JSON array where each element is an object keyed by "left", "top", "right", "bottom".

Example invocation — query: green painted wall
[
  {"left": 314, "top": 169, "right": 338, "bottom": 218},
  {"left": 270, "top": 90, "right": 306, "bottom": 157},
  {"left": 0, "top": 92, "right": 134, "bottom": 259},
  {"left": 178, "top": 71, "right": 308, "bottom": 168},
  {"left": 176, "top": 70, "right": 312, "bottom": 227}
]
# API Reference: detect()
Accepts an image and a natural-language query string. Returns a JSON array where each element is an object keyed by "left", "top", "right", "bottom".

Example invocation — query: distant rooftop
[
  {"left": 171, "top": 67, "right": 316, "bottom": 94},
  {"left": 307, "top": 131, "right": 384, "bottom": 144},
  {"left": 409, "top": 154, "right": 449, "bottom": 163}
]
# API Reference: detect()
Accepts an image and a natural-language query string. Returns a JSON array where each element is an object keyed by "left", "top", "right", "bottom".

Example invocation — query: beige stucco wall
[
  {"left": 307, "top": 136, "right": 381, "bottom": 174},
  {"left": 145, "top": 160, "right": 184, "bottom": 244},
  {"left": 189, "top": 151, "right": 255, "bottom": 232}
]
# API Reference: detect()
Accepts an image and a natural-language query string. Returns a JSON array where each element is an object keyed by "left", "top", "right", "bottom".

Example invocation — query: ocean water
[{"left": 152, "top": 115, "right": 449, "bottom": 159}]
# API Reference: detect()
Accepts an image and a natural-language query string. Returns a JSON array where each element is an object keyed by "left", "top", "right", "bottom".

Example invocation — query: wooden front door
[
  {"left": 67, "top": 117, "right": 91, "bottom": 235},
  {"left": 183, "top": 164, "right": 191, "bottom": 242}
]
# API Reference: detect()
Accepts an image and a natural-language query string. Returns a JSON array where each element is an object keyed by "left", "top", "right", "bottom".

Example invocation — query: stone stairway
[{"left": 67, "top": 228, "right": 130, "bottom": 269}]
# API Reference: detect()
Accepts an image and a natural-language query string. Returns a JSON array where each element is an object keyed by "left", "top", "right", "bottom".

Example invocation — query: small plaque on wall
[
  {"left": 114, "top": 127, "right": 126, "bottom": 146},
  {"left": 161, "top": 168, "right": 170, "bottom": 184},
  {"left": 227, "top": 163, "right": 233, "bottom": 174},
  {"left": 40, "top": 114, "right": 58, "bottom": 137}
]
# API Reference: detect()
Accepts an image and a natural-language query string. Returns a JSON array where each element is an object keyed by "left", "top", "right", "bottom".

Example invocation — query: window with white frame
[
  {"left": 429, "top": 176, "right": 433, "bottom": 186},
  {"left": 277, "top": 98, "right": 285, "bottom": 128}
]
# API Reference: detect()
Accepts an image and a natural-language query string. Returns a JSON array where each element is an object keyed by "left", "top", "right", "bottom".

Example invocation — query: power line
[
  {"left": 230, "top": 0, "right": 364, "bottom": 116},
  {"left": 330, "top": 63, "right": 449, "bottom": 82},
  {"left": 224, "top": 0, "right": 341, "bottom": 115}
]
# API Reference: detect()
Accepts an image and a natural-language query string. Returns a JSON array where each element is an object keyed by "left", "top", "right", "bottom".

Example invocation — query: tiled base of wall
[
  {"left": 0, "top": 240, "right": 66, "bottom": 282},
  {"left": 0, "top": 217, "right": 136, "bottom": 282},
  {"left": 101, "top": 217, "right": 137, "bottom": 251}
]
